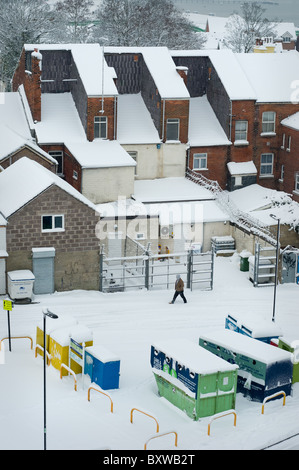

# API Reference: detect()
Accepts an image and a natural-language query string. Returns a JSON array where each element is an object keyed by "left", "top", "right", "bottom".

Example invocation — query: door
[
  {"left": 0, "top": 258, "right": 6, "bottom": 294},
  {"left": 282, "top": 251, "right": 297, "bottom": 284},
  {"left": 32, "top": 248, "right": 55, "bottom": 294}
]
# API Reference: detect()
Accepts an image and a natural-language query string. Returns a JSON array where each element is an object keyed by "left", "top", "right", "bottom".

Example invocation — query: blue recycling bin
[{"left": 84, "top": 345, "right": 120, "bottom": 390}]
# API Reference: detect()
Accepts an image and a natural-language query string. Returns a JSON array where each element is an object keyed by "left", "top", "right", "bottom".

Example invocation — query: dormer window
[
  {"left": 94, "top": 116, "right": 107, "bottom": 139},
  {"left": 166, "top": 118, "right": 180, "bottom": 141}
]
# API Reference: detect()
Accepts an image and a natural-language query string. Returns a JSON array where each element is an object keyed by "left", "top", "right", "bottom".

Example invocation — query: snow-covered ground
[{"left": 0, "top": 254, "right": 298, "bottom": 451}]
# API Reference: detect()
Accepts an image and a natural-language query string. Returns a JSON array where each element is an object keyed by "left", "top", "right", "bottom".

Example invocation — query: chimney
[
  {"left": 30, "top": 48, "right": 42, "bottom": 122},
  {"left": 176, "top": 66, "right": 188, "bottom": 85}
]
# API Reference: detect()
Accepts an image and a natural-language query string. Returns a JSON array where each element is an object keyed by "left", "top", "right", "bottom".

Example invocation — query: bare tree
[
  {"left": 0, "top": 0, "right": 57, "bottom": 87},
  {"left": 53, "top": 0, "right": 95, "bottom": 43},
  {"left": 93, "top": 0, "right": 206, "bottom": 49},
  {"left": 224, "top": 2, "right": 277, "bottom": 53}
]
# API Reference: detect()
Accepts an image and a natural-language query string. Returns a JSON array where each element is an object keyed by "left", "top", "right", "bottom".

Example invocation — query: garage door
[
  {"left": 0, "top": 258, "right": 6, "bottom": 294},
  {"left": 32, "top": 248, "right": 55, "bottom": 295}
]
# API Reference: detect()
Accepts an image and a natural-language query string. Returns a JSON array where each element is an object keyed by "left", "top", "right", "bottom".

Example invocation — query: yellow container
[
  {"left": 35, "top": 314, "right": 77, "bottom": 358},
  {"left": 49, "top": 324, "right": 93, "bottom": 376}
]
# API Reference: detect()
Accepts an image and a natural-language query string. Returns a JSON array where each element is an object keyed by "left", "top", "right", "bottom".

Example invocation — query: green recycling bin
[{"left": 240, "top": 251, "right": 251, "bottom": 272}]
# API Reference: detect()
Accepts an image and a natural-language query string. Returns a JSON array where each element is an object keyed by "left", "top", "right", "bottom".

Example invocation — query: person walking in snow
[{"left": 169, "top": 274, "right": 187, "bottom": 304}]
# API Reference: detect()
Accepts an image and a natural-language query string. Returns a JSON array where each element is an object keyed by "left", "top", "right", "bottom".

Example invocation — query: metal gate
[
  {"left": 99, "top": 249, "right": 214, "bottom": 293},
  {"left": 252, "top": 242, "right": 277, "bottom": 287}
]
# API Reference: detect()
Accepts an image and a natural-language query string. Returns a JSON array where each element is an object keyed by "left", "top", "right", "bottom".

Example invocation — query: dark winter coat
[{"left": 175, "top": 278, "right": 184, "bottom": 292}]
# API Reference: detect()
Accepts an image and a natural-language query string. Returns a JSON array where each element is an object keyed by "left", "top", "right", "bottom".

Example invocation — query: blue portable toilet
[{"left": 84, "top": 345, "right": 120, "bottom": 390}]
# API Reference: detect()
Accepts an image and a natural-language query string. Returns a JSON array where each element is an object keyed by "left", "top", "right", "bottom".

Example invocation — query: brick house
[
  {"left": 0, "top": 158, "right": 100, "bottom": 293},
  {"left": 172, "top": 49, "right": 299, "bottom": 193}
]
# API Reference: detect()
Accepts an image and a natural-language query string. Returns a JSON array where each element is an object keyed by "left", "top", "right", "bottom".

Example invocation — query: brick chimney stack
[{"left": 30, "top": 48, "right": 42, "bottom": 122}]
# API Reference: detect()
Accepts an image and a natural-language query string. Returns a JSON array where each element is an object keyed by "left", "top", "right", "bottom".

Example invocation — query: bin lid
[
  {"left": 50, "top": 323, "right": 92, "bottom": 346},
  {"left": 152, "top": 339, "right": 238, "bottom": 374},
  {"left": 85, "top": 345, "right": 120, "bottom": 362},
  {"left": 7, "top": 270, "right": 35, "bottom": 281}
]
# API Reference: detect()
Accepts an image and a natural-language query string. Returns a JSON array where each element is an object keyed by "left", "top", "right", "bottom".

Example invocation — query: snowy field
[{"left": 0, "top": 254, "right": 299, "bottom": 452}]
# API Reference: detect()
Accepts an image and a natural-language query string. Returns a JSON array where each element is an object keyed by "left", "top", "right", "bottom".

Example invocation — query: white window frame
[
  {"left": 287, "top": 136, "right": 291, "bottom": 152},
  {"left": 94, "top": 116, "right": 107, "bottom": 139},
  {"left": 260, "top": 153, "right": 274, "bottom": 176},
  {"left": 73, "top": 170, "right": 78, "bottom": 180},
  {"left": 262, "top": 111, "right": 276, "bottom": 134},
  {"left": 281, "top": 133, "right": 285, "bottom": 149},
  {"left": 41, "top": 214, "right": 65, "bottom": 233},
  {"left": 235, "top": 120, "right": 248, "bottom": 143},
  {"left": 280, "top": 164, "right": 284, "bottom": 182},
  {"left": 295, "top": 173, "right": 299, "bottom": 192},
  {"left": 128, "top": 151, "right": 138, "bottom": 176},
  {"left": 49, "top": 150, "right": 63, "bottom": 175},
  {"left": 193, "top": 153, "right": 207, "bottom": 170},
  {"left": 166, "top": 118, "right": 180, "bottom": 141}
]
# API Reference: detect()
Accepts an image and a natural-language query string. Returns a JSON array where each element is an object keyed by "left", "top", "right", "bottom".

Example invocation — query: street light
[
  {"left": 270, "top": 214, "right": 281, "bottom": 322},
  {"left": 42, "top": 308, "right": 58, "bottom": 451}
]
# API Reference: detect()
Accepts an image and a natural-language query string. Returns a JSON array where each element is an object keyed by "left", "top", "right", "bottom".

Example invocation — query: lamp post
[
  {"left": 43, "top": 308, "right": 58, "bottom": 450},
  {"left": 270, "top": 214, "right": 281, "bottom": 322}
]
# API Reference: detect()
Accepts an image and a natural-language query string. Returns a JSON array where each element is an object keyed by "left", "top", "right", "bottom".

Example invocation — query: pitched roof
[
  {"left": 0, "top": 157, "right": 97, "bottom": 218},
  {"left": 24, "top": 44, "right": 118, "bottom": 97},
  {"left": 34, "top": 93, "right": 87, "bottom": 144},
  {"left": 188, "top": 95, "right": 231, "bottom": 146},
  {"left": 106, "top": 46, "right": 190, "bottom": 99},
  {"left": 64, "top": 140, "right": 136, "bottom": 169},
  {"left": 117, "top": 93, "right": 160, "bottom": 144}
]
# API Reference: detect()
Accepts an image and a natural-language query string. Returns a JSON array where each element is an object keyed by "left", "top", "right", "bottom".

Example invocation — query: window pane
[
  {"left": 54, "top": 216, "right": 63, "bottom": 229},
  {"left": 94, "top": 116, "right": 107, "bottom": 139},
  {"left": 42, "top": 216, "right": 52, "bottom": 230},
  {"left": 262, "top": 112, "right": 275, "bottom": 133},
  {"left": 166, "top": 119, "right": 179, "bottom": 140}
]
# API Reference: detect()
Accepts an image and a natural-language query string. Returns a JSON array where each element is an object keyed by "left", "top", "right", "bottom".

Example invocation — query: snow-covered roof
[
  {"left": 0, "top": 157, "right": 97, "bottom": 218},
  {"left": 208, "top": 50, "right": 257, "bottom": 100},
  {"left": 24, "top": 44, "right": 118, "bottom": 97},
  {"left": 281, "top": 112, "right": 299, "bottom": 130},
  {"left": 64, "top": 140, "right": 136, "bottom": 169},
  {"left": 228, "top": 183, "right": 299, "bottom": 228},
  {"left": 188, "top": 95, "right": 231, "bottom": 147},
  {"left": 96, "top": 197, "right": 229, "bottom": 224},
  {"left": 105, "top": 46, "right": 190, "bottom": 99},
  {"left": 0, "top": 92, "right": 57, "bottom": 164},
  {"left": 273, "top": 22, "right": 297, "bottom": 40},
  {"left": 227, "top": 161, "right": 257, "bottom": 176},
  {"left": 0, "top": 92, "right": 32, "bottom": 140},
  {"left": 235, "top": 51, "right": 299, "bottom": 103},
  {"left": 117, "top": 93, "right": 160, "bottom": 144},
  {"left": 133, "top": 177, "right": 215, "bottom": 203},
  {"left": 35, "top": 93, "right": 87, "bottom": 144}
]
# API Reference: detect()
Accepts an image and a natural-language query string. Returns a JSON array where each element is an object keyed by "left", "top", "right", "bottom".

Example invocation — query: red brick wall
[
  {"left": 163, "top": 99, "right": 189, "bottom": 144},
  {"left": 230, "top": 100, "right": 256, "bottom": 163},
  {"left": 64, "top": 145, "right": 82, "bottom": 192},
  {"left": 12, "top": 48, "right": 41, "bottom": 122},
  {"left": 86, "top": 96, "right": 116, "bottom": 141},
  {"left": 278, "top": 125, "right": 299, "bottom": 202},
  {"left": 189, "top": 146, "right": 228, "bottom": 189}
]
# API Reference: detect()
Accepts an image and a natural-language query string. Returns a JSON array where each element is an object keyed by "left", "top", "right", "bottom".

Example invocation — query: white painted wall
[{"left": 82, "top": 166, "right": 135, "bottom": 204}]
